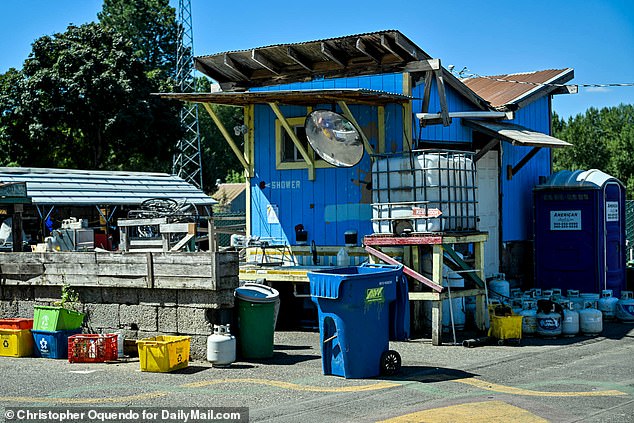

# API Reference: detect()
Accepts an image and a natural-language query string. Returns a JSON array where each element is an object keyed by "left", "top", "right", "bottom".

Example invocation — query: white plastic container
[
  {"left": 207, "top": 324, "right": 236, "bottom": 367},
  {"left": 336, "top": 247, "right": 349, "bottom": 266},
  {"left": 598, "top": 290, "right": 619, "bottom": 321},
  {"left": 114, "top": 331, "right": 125, "bottom": 358},
  {"left": 579, "top": 302, "right": 603, "bottom": 336},
  {"left": 616, "top": 291, "right": 634, "bottom": 323},
  {"left": 561, "top": 302, "right": 580, "bottom": 337}
]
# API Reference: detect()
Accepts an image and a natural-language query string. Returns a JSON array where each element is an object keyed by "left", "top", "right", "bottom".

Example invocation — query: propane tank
[
  {"left": 114, "top": 331, "right": 125, "bottom": 358},
  {"left": 488, "top": 274, "right": 510, "bottom": 304},
  {"left": 579, "top": 301, "right": 603, "bottom": 336},
  {"left": 519, "top": 300, "right": 537, "bottom": 337},
  {"left": 541, "top": 289, "right": 554, "bottom": 301},
  {"left": 536, "top": 303, "right": 562, "bottom": 338},
  {"left": 561, "top": 302, "right": 580, "bottom": 337},
  {"left": 567, "top": 290, "right": 583, "bottom": 310},
  {"left": 207, "top": 324, "right": 236, "bottom": 367},
  {"left": 598, "top": 290, "right": 619, "bottom": 321},
  {"left": 551, "top": 288, "right": 564, "bottom": 303},
  {"left": 616, "top": 291, "right": 634, "bottom": 323},
  {"left": 511, "top": 298, "right": 524, "bottom": 315}
]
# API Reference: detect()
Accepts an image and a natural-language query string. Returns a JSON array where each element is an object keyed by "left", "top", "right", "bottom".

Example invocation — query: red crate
[
  {"left": 0, "top": 318, "right": 33, "bottom": 330},
  {"left": 68, "top": 334, "right": 118, "bottom": 363}
]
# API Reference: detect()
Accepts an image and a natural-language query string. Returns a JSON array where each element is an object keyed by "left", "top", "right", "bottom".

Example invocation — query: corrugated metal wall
[{"left": 501, "top": 97, "right": 552, "bottom": 241}]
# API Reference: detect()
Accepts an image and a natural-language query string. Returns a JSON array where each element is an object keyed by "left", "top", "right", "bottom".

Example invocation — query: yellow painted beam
[
  {"left": 244, "top": 104, "right": 254, "bottom": 237},
  {"left": 337, "top": 100, "right": 374, "bottom": 156},
  {"left": 402, "top": 72, "right": 413, "bottom": 150},
  {"left": 268, "top": 102, "right": 315, "bottom": 180},
  {"left": 202, "top": 103, "right": 251, "bottom": 176}
]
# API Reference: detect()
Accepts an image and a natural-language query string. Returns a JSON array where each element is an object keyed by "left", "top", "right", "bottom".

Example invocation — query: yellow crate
[
  {"left": 0, "top": 329, "right": 34, "bottom": 357},
  {"left": 488, "top": 315, "right": 523, "bottom": 341},
  {"left": 136, "top": 336, "right": 190, "bottom": 372}
]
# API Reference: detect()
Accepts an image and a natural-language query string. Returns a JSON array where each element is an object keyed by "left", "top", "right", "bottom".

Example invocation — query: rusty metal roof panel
[
  {"left": 194, "top": 30, "right": 432, "bottom": 90},
  {"left": 157, "top": 88, "right": 412, "bottom": 106},
  {"left": 462, "top": 68, "right": 574, "bottom": 108}
]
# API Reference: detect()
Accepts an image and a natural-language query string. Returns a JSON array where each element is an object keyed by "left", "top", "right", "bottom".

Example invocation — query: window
[{"left": 275, "top": 117, "right": 332, "bottom": 171}]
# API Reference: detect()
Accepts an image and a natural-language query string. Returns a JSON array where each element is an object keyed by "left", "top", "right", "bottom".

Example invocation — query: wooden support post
[
  {"left": 431, "top": 244, "right": 444, "bottom": 345},
  {"left": 269, "top": 102, "right": 315, "bottom": 180},
  {"left": 378, "top": 106, "right": 385, "bottom": 154},
  {"left": 434, "top": 68, "right": 452, "bottom": 127},
  {"left": 146, "top": 252, "right": 155, "bottom": 288},
  {"left": 474, "top": 238, "right": 488, "bottom": 330},
  {"left": 208, "top": 218, "right": 217, "bottom": 253},
  {"left": 508, "top": 147, "right": 542, "bottom": 180},
  {"left": 337, "top": 101, "right": 374, "bottom": 156}
]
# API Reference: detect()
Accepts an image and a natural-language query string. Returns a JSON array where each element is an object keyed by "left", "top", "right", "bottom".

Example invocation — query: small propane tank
[
  {"left": 561, "top": 302, "right": 580, "bottom": 337},
  {"left": 511, "top": 298, "right": 524, "bottom": 315},
  {"left": 541, "top": 289, "right": 554, "bottom": 301},
  {"left": 520, "top": 300, "right": 537, "bottom": 336},
  {"left": 488, "top": 274, "right": 510, "bottom": 304},
  {"left": 536, "top": 303, "right": 562, "bottom": 338},
  {"left": 567, "top": 290, "right": 583, "bottom": 310},
  {"left": 598, "top": 290, "right": 619, "bottom": 321},
  {"left": 551, "top": 288, "right": 564, "bottom": 303},
  {"left": 336, "top": 247, "right": 349, "bottom": 266},
  {"left": 207, "top": 324, "right": 236, "bottom": 367},
  {"left": 579, "top": 301, "right": 603, "bottom": 336},
  {"left": 510, "top": 288, "right": 523, "bottom": 299},
  {"left": 616, "top": 291, "right": 634, "bottom": 323}
]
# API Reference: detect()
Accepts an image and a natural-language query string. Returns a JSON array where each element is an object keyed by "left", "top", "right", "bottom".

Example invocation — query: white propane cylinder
[
  {"left": 520, "top": 301, "right": 537, "bottom": 336},
  {"left": 536, "top": 305, "right": 562, "bottom": 338},
  {"left": 616, "top": 291, "right": 634, "bottom": 323},
  {"left": 579, "top": 301, "right": 603, "bottom": 336},
  {"left": 114, "top": 331, "right": 124, "bottom": 358},
  {"left": 488, "top": 274, "right": 510, "bottom": 304},
  {"left": 598, "top": 290, "right": 619, "bottom": 321},
  {"left": 207, "top": 324, "right": 236, "bottom": 367},
  {"left": 561, "top": 302, "right": 580, "bottom": 337}
]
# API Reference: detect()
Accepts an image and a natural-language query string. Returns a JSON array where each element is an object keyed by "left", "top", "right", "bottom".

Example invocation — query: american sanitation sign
[{"left": 550, "top": 210, "right": 581, "bottom": 231}]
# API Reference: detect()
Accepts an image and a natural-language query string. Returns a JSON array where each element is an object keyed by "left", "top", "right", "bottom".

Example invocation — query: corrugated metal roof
[
  {"left": 463, "top": 120, "right": 571, "bottom": 148},
  {"left": 194, "top": 30, "right": 432, "bottom": 90},
  {"left": 212, "top": 183, "right": 246, "bottom": 204},
  {"left": 462, "top": 69, "right": 574, "bottom": 109},
  {"left": 0, "top": 167, "right": 216, "bottom": 206},
  {"left": 157, "top": 88, "right": 412, "bottom": 106}
]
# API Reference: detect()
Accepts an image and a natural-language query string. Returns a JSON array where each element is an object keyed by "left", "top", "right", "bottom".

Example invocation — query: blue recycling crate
[{"left": 32, "top": 329, "right": 82, "bottom": 359}]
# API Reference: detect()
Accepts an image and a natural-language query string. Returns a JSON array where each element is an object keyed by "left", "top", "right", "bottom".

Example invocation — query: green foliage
[
  {"left": 98, "top": 0, "right": 178, "bottom": 80},
  {"left": 55, "top": 284, "right": 80, "bottom": 310},
  {"left": 553, "top": 104, "right": 634, "bottom": 198},
  {"left": 225, "top": 169, "right": 246, "bottom": 183},
  {"left": 0, "top": 23, "right": 181, "bottom": 171}
]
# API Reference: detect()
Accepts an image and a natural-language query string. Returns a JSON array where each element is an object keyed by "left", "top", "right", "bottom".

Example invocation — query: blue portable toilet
[{"left": 534, "top": 169, "right": 626, "bottom": 295}]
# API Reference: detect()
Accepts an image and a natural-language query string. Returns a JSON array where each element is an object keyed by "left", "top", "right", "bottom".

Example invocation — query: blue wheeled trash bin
[{"left": 308, "top": 263, "right": 409, "bottom": 379}]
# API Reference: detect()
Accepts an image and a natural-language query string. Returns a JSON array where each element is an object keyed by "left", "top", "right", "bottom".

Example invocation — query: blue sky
[{"left": 0, "top": 0, "right": 632, "bottom": 119}]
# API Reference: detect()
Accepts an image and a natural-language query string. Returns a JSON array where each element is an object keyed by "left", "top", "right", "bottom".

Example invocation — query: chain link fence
[{"left": 213, "top": 212, "right": 246, "bottom": 247}]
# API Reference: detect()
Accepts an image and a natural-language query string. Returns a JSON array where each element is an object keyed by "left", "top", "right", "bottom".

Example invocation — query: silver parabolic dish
[{"left": 304, "top": 110, "right": 363, "bottom": 167}]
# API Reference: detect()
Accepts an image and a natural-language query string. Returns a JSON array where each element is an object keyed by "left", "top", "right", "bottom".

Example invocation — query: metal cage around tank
[{"left": 371, "top": 149, "right": 478, "bottom": 235}]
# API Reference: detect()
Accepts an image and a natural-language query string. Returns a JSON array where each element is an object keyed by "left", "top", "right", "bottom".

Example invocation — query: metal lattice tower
[{"left": 173, "top": 0, "right": 203, "bottom": 188}]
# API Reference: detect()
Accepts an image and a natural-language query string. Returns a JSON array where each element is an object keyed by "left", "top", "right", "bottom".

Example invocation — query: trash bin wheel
[{"left": 380, "top": 350, "right": 401, "bottom": 376}]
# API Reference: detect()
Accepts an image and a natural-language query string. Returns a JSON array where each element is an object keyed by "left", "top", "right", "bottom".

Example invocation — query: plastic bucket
[{"left": 234, "top": 283, "right": 280, "bottom": 359}]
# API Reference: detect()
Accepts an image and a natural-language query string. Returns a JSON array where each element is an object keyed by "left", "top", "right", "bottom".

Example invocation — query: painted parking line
[
  {"left": 453, "top": 377, "right": 627, "bottom": 397},
  {"left": 377, "top": 400, "right": 548, "bottom": 423},
  {"left": 181, "top": 378, "right": 400, "bottom": 393},
  {"left": 0, "top": 375, "right": 626, "bottom": 405}
]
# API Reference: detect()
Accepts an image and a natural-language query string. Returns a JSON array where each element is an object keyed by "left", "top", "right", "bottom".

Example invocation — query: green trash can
[{"left": 234, "top": 283, "right": 280, "bottom": 359}]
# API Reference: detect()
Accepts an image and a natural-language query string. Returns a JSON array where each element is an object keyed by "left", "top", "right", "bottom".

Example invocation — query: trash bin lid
[{"left": 235, "top": 283, "right": 279, "bottom": 303}]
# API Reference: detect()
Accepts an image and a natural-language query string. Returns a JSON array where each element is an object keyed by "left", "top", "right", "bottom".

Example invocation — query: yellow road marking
[
  {"left": 0, "top": 391, "right": 168, "bottom": 404},
  {"left": 181, "top": 378, "right": 400, "bottom": 392},
  {"left": 378, "top": 400, "right": 548, "bottom": 423},
  {"left": 454, "top": 377, "right": 627, "bottom": 397}
]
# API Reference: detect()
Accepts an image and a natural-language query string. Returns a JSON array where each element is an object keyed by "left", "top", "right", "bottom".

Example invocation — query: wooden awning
[{"left": 156, "top": 88, "right": 412, "bottom": 107}]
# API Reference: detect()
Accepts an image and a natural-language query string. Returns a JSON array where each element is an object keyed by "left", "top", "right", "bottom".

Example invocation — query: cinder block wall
[{"left": 0, "top": 251, "right": 239, "bottom": 359}]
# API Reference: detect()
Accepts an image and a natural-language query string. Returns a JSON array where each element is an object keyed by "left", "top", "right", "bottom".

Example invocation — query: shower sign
[{"left": 550, "top": 210, "right": 581, "bottom": 231}]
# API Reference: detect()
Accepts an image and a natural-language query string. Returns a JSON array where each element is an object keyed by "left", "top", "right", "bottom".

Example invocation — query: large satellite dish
[{"left": 304, "top": 110, "right": 363, "bottom": 167}]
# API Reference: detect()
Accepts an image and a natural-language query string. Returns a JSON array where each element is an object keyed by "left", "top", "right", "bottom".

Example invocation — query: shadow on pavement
[{"left": 382, "top": 366, "right": 478, "bottom": 383}]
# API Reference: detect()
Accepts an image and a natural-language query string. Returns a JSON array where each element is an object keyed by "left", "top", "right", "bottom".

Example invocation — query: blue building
[{"left": 164, "top": 30, "right": 574, "bottom": 285}]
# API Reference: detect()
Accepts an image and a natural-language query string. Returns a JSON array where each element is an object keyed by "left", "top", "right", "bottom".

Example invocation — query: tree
[
  {"left": 553, "top": 104, "right": 634, "bottom": 197},
  {"left": 5, "top": 23, "right": 181, "bottom": 170},
  {"left": 98, "top": 0, "right": 178, "bottom": 80}
]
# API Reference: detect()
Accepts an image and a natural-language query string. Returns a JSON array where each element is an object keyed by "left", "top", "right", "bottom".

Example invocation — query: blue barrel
[{"left": 308, "top": 263, "right": 402, "bottom": 379}]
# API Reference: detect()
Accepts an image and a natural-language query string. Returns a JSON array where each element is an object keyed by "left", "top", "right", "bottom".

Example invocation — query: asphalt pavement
[{"left": 1, "top": 323, "right": 633, "bottom": 423}]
